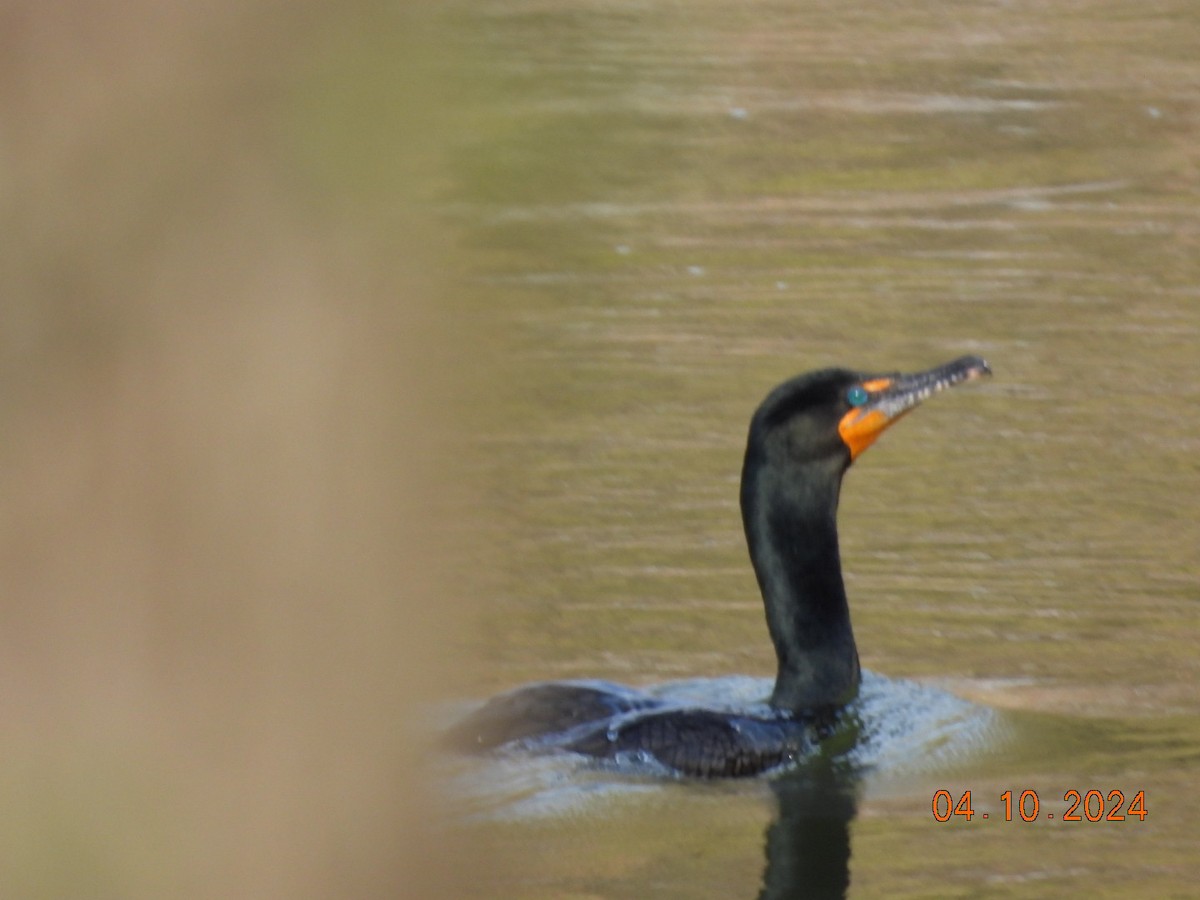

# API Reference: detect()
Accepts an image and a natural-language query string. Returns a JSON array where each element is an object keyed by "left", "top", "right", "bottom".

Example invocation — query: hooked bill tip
[{"left": 953, "top": 355, "right": 992, "bottom": 382}]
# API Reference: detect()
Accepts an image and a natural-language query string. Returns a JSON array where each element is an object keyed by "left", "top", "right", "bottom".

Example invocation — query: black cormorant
[{"left": 449, "top": 355, "right": 991, "bottom": 777}]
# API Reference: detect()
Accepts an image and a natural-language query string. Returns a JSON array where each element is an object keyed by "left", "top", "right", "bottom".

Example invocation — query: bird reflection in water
[{"left": 758, "top": 724, "right": 861, "bottom": 900}]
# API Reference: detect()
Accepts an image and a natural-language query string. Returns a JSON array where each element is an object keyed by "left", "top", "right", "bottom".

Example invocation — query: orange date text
[{"left": 931, "top": 789, "right": 1147, "bottom": 823}]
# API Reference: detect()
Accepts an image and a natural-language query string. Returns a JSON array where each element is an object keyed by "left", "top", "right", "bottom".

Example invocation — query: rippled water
[
  {"left": 447, "top": 672, "right": 1000, "bottom": 818},
  {"left": 447, "top": 1, "right": 1200, "bottom": 895}
]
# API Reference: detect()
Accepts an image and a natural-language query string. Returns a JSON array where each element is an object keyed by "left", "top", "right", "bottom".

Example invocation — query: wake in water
[{"left": 443, "top": 671, "right": 1003, "bottom": 821}]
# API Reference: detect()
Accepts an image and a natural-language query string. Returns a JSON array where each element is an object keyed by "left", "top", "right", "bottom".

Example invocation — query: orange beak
[{"left": 837, "top": 356, "right": 991, "bottom": 461}]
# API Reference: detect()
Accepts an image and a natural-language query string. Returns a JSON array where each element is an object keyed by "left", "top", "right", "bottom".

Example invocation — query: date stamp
[{"left": 932, "top": 789, "right": 1147, "bottom": 823}]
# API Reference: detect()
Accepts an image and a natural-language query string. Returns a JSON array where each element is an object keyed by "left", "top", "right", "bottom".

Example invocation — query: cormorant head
[{"left": 747, "top": 355, "right": 992, "bottom": 474}]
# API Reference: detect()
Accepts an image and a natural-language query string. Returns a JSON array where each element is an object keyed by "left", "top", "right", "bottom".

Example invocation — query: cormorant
[{"left": 449, "top": 355, "right": 990, "bottom": 777}]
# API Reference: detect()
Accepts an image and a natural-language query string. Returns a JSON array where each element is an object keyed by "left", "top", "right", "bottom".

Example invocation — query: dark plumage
[{"left": 450, "top": 356, "right": 990, "bottom": 777}]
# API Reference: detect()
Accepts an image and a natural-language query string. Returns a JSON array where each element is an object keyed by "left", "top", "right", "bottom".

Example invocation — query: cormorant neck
[{"left": 740, "top": 454, "right": 860, "bottom": 715}]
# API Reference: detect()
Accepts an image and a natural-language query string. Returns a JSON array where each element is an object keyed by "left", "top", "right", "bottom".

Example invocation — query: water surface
[{"left": 445, "top": 1, "right": 1200, "bottom": 895}]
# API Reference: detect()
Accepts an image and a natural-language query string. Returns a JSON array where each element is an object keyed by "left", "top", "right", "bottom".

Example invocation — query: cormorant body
[{"left": 449, "top": 356, "right": 990, "bottom": 777}]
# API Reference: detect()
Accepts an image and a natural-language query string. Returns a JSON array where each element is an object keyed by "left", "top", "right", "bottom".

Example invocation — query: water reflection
[{"left": 759, "top": 755, "right": 859, "bottom": 900}]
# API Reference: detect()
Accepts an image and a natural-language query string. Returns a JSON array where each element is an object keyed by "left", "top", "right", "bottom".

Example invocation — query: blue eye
[{"left": 847, "top": 386, "right": 869, "bottom": 407}]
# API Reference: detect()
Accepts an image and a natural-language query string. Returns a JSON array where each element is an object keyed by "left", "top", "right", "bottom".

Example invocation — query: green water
[{"left": 443, "top": 1, "right": 1200, "bottom": 896}]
